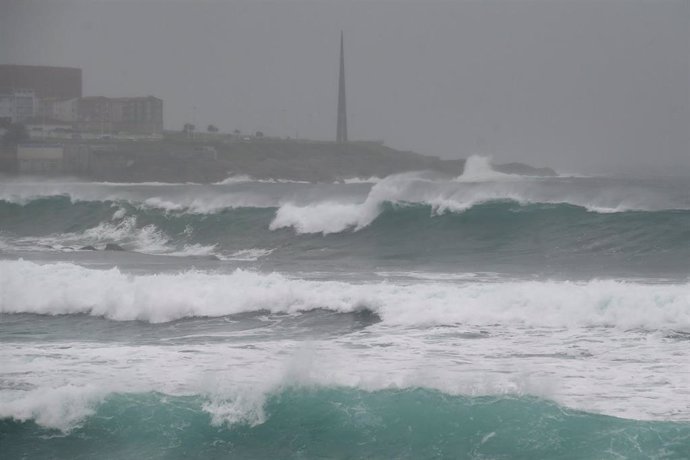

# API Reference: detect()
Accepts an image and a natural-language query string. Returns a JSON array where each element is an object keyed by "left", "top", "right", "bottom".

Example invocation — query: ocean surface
[{"left": 1, "top": 157, "right": 689, "bottom": 459}]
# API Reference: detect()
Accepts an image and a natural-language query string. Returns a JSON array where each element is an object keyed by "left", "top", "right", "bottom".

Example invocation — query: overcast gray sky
[{"left": 1, "top": 0, "right": 688, "bottom": 175}]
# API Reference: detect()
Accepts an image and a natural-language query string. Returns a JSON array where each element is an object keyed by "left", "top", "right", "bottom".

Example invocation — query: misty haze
[{"left": 1, "top": 1, "right": 689, "bottom": 459}]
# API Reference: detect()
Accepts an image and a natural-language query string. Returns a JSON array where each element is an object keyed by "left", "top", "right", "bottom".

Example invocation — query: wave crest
[
  {"left": 2, "top": 260, "right": 689, "bottom": 329},
  {"left": 269, "top": 169, "right": 690, "bottom": 234},
  {"left": 457, "top": 155, "right": 515, "bottom": 182},
  {"left": 2, "top": 388, "right": 688, "bottom": 459}
]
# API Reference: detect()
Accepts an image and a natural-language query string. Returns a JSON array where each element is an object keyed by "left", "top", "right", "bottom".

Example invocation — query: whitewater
[{"left": 1, "top": 158, "right": 690, "bottom": 458}]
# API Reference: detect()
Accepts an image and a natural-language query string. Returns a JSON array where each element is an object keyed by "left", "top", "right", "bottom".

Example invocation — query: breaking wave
[
  {"left": 1, "top": 171, "right": 689, "bottom": 274},
  {"left": 215, "top": 175, "right": 310, "bottom": 185},
  {"left": 2, "top": 388, "right": 689, "bottom": 459},
  {"left": 1, "top": 196, "right": 689, "bottom": 274},
  {"left": 269, "top": 172, "right": 690, "bottom": 234},
  {"left": 2, "top": 260, "right": 689, "bottom": 328},
  {"left": 457, "top": 154, "right": 516, "bottom": 182},
  {"left": 7, "top": 215, "right": 172, "bottom": 253}
]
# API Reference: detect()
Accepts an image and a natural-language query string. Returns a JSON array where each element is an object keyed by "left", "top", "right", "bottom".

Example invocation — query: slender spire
[{"left": 337, "top": 31, "right": 348, "bottom": 143}]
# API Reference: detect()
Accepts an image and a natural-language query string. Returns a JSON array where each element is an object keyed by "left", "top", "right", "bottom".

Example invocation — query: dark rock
[
  {"left": 104, "top": 243, "right": 126, "bottom": 251},
  {"left": 80, "top": 245, "right": 97, "bottom": 251}
]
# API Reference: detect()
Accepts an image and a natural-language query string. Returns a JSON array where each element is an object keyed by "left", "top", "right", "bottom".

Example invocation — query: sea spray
[{"left": 457, "top": 154, "right": 515, "bottom": 182}]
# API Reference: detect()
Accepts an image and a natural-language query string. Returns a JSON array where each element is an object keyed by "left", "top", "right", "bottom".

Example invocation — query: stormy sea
[{"left": 1, "top": 157, "right": 689, "bottom": 459}]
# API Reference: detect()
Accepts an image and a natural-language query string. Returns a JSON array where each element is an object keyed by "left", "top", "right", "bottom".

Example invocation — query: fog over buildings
[{"left": 1, "top": 0, "right": 688, "bottom": 176}]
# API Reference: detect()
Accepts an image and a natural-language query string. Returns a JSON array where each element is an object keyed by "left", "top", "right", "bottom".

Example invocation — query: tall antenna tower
[{"left": 336, "top": 31, "right": 348, "bottom": 143}]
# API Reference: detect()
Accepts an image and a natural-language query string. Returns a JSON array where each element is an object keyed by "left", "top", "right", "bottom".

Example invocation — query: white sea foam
[
  {"left": 270, "top": 201, "right": 377, "bottom": 234},
  {"left": 139, "top": 195, "right": 276, "bottom": 214},
  {"left": 6, "top": 216, "right": 172, "bottom": 254},
  {"left": 215, "top": 175, "right": 310, "bottom": 185},
  {"left": 268, "top": 166, "right": 690, "bottom": 234},
  {"left": 214, "top": 174, "right": 256, "bottom": 184},
  {"left": 457, "top": 155, "right": 517, "bottom": 182},
  {"left": 111, "top": 206, "right": 127, "bottom": 220},
  {"left": 270, "top": 172, "right": 424, "bottom": 234},
  {"left": 165, "top": 246, "right": 273, "bottom": 261},
  {"left": 269, "top": 170, "right": 524, "bottom": 234},
  {"left": 166, "top": 243, "right": 220, "bottom": 258},
  {"left": 2, "top": 261, "right": 689, "bottom": 431},
  {"left": 342, "top": 176, "right": 383, "bottom": 184},
  {"left": 0, "top": 346, "right": 561, "bottom": 432},
  {"left": 86, "top": 181, "right": 199, "bottom": 186},
  {"left": 3, "top": 320, "right": 689, "bottom": 431},
  {"left": 82, "top": 216, "right": 170, "bottom": 252},
  {"left": 202, "top": 388, "right": 270, "bottom": 427},
  {"left": 0, "top": 385, "right": 107, "bottom": 431},
  {"left": 226, "top": 248, "right": 274, "bottom": 261},
  {"left": 2, "top": 260, "right": 689, "bottom": 330}
]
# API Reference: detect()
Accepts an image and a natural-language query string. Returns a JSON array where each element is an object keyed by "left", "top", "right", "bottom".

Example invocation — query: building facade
[
  {"left": 0, "top": 65, "right": 163, "bottom": 135},
  {"left": 41, "top": 97, "right": 79, "bottom": 122},
  {"left": 75, "top": 96, "right": 163, "bottom": 135},
  {"left": 75, "top": 96, "right": 116, "bottom": 133},
  {"left": 0, "top": 65, "right": 82, "bottom": 100},
  {"left": 0, "top": 65, "right": 81, "bottom": 125},
  {"left": 0, "top": 90, "right": 37, "bottom": 123},
  {"left": 117, "top": 96, "right": 163, "bottom": 134}
]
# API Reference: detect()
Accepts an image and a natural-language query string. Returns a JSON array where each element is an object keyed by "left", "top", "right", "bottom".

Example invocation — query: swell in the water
[
  {"left": 0, "top": 197, "right": 277, "bottom": 259},
  {"left": 2, "top": 161, "right": 688, "bottom": 217},
  {"left": 1, "top": 388, "right": 688, "bottom": 459},
  {"left": 269, "top": 172, "right": 690, "bottom": 234},
  {"left": 2, "top": 260, "right": 689, "bottom": 328},
  {"left": 2, "top": 167, "right": 689, "bottom": 268},
  {"left": 1, "top": 195, "right": 689, "bottom": 266}
]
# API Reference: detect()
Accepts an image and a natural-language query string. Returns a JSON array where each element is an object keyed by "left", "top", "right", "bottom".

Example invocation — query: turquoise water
[
  {"left": 1, "top": 172, "right": 689, "bottom": 459},
  {"left": 3, "top": 389, "right": 689, "bottom": 459},
  {"left": 1, "top": 195, "right": 689, "bottom": 277}
]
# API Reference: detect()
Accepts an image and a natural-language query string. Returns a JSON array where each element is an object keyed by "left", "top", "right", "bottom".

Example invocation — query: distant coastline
[{"left": 1, "top": 136, "right": 556, "bottom": 183}]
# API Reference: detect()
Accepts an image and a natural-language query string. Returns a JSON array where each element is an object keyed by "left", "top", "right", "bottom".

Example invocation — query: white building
[
  {"left": 41, "top": 97, "right": 79, "bottom": 122},
  {"left": 0, "top": 90, "right": 37, "bottom": 123}
]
